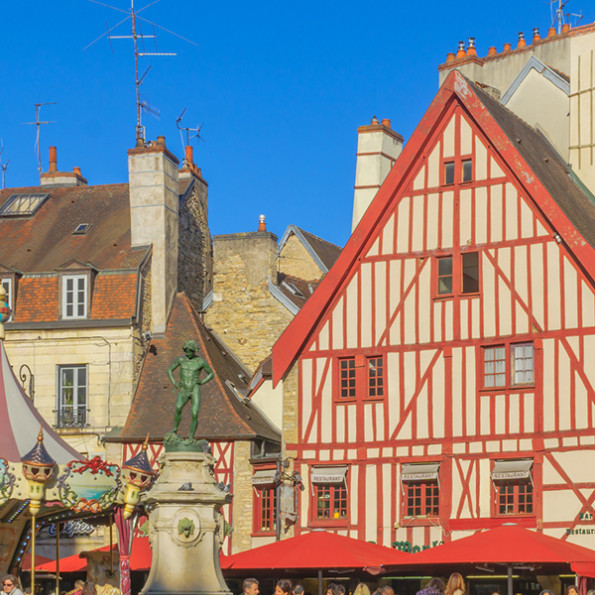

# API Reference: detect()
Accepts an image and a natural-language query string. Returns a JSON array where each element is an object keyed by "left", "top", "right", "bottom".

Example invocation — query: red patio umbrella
[
  {"left": 223, "top": 530, "right": 411, "bottom": 595},
  {"left": 405, "top": 526, "right": 595, "bottom": 595},
  {"left": 35, "top": 537, "right": 154, "bottom": 573}
]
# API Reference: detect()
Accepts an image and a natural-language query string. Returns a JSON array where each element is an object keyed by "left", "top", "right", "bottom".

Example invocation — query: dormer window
[
  {"left": 0, "top": 193, "right": 49, "bottom": 217},
  {"left": 62, "top": 275, "right": 87, "bottom": 319}
]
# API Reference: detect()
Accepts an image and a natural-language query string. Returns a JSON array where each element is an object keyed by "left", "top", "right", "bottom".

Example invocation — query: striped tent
[{"left": 0, "top": 340, "right": 81, "bottom": 463}]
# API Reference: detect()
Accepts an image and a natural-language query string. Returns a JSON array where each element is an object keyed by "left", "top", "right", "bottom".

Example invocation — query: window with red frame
[
  {"left": 483, "top": 342, "right": 534, "bottom": 389},
  {"left": 313, "top": 484, "right": 348, "bottom": 521},
  {"left": 496, "top": 482, "right": 533, "bottom": 515},
  {"left": 253, "top": 487, "right": 276, "bottom": 533},
  {"left": 404, "top": 481, "right": 439, "bottom": 517},
  {"left": 436, "top": 253, "right": 479, "bottom": 297},
  {"left": 338, "top": 356, "right": 385, "bottom": 400}
]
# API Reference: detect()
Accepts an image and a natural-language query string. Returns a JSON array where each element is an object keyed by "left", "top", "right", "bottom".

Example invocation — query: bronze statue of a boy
[{"left": 167, "top": 339, "right": 214, "bottom": 440}]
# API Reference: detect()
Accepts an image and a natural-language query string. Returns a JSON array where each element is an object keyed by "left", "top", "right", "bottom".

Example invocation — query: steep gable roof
[
  {"left": 272, "top": 69, "right": 595, "bottom": 384},
  {"left": 119, "top": 292, "right": 280, "bottom": 442},
  {"left": 278, "top": 225, "right": 342, "bottom": 274}
]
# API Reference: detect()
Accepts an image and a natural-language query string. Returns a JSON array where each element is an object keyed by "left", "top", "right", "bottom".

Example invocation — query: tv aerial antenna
[
  {"left": 23, "top": 102, "right": 56, "bottom": 176},
  {"left": 0, "top": 141, "right": 9, "bottom": 190},
  {"left": 85, "top": 0, "right": 198, "bottom": 146},
  {"left": 175, "top": 108, "right": 203, "bottom": 153},
  {"left": 550, "top": 0, "right": 583, "bottom": 33}
]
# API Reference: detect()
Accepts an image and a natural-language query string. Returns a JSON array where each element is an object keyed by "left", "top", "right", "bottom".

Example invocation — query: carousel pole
[
  {"left": 55, "top": 522, "right": 61, "bottom": 595},
  {"left": 109, "top": 514, "right": 114, "bottom": 575},
  {"left": 30, "top": 515, "right": 36, "bottom": 595}
]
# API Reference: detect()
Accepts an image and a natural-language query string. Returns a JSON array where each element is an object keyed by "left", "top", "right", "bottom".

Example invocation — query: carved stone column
[{"left": 140, "top": 451, "right": 232, "bottom": 595}]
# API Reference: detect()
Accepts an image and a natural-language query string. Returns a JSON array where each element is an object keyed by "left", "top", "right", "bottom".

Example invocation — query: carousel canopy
[{"left": 0, "top": 340, "right": 81, "bottom": 463}]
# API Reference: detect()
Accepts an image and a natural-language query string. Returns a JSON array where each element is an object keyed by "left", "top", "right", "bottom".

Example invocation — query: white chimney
[
  {"left": 352, "top": 117, "right": 403, "bottom": 231},
  {"left": 128, "top": 136, "right": 179, "bottom": 334}
]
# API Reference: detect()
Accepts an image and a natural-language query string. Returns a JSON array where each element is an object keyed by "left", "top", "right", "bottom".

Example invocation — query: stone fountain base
[{"left": 140, "top": 450, "right": 232, "bottom": 595}]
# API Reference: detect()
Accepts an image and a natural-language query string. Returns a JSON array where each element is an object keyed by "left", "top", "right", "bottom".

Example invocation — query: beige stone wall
[
  {"left": 128, "top": 145, "right": 179, "bottom": 334},
  {"left": 230, "top": 440, "right": 253, "bottom": 553},
  {"left": 178, "top": 177, "right": 212, "bottom": 310},
  {"left": 4, "top": 327, "right": 140, "bottom": 458},
  {"left": 205, "top": 233, "right": 293, "bottom": 372},
  {"left": 278, "top": 233, "right": 322, "bottom": 280},
  {"left": 282, "top": 366, "right": 298, "bottom": 455}
]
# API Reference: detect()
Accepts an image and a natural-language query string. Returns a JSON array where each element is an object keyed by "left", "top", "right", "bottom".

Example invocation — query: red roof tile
[
  {"left": 91, "top": 273, "right": 138, "bottom": 319},
  {"left": 15, "top": 277, "right": 58, "bottom": 322}
]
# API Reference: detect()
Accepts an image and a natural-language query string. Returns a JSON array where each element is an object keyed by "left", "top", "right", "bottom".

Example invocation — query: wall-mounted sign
[{"left": 47, "top": 520, "right": 94, "bottom": 538}]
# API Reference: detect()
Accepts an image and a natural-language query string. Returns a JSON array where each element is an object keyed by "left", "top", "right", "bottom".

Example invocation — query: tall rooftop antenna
[
  {"left": 176, "top": 108, "right": 203, "bottom": 154},
  {"left": 550, "top": 0, "right": 583, "bottom": 33},
  {"left": 23, "top": 102, "right": 56, "bottom": 176},
  {"left": 85, "top": 0, "right": 198, "bottom": 146},
  {"left": 0, "top": 141, "right": 9, "bottom": 190}
]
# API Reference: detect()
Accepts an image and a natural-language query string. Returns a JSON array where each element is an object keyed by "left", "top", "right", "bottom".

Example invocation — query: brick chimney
[
  {"left": 40, "top": 146, "right": 87, "bottom": 187},
  {"left": 352, "top": 117, "right": 403, "bottom": 231},
  {"left": 128, "top": 136, "right": 180, "bottom": 334}
]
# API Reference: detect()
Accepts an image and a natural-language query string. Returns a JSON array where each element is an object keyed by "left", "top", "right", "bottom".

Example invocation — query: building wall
[
  {"left": 278, "top": 234, "right": 322, "bottom": 280},
  {"left": 178, "top": 176, "right": 212, "bottom": 310},
  {"left": 285, "top": 98, "right": 595, "bottom": 548},
  {"left": 205, "top": 232, "right": 293, "bottom": 372},
  {"left": 4, "top": 327, "right": 140, "bottom": 457}
]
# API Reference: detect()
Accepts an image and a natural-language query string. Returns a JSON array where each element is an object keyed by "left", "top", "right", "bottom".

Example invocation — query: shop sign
[
  {"left": 393, "top": 540, "right": 443, "bottom": 553},
  {"left": 47, "top": 520, "right": 95, "bottom": 538}
]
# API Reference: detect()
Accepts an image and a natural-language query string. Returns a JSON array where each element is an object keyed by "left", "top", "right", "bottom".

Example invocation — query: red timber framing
[
  {"left": 122, "top": 440, "right": 235, "bottom": 553},
  {"left": 273, "top": 70, "right": 595, "bottom": 550}
]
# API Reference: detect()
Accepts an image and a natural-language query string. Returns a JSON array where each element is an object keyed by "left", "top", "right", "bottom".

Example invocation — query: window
[
  {"left": 401, "top": 463, "right": 440, "bottom": 518},
  {"left": 0, "top": 193, "right": 49, "bottom": 216},
  {"left": 444, "top": 162, "right": 455, "bottom": 185},
  {"left": 492, "top": 459, "right": 534, "bottom": 516},
  {"left": 313, "top": 484, "right": 348, "bottom": 521},
  {"left": 435, "top": 252, "right": 480, "bottom": 297},
  {"left": 368, "top": 357, "right": 384, "bottom": 397},
  {"left": 496, "top": 483, "right": 533, "bottom": 515},
  {"left": 462, "top": 159, "right": 473, "bottom": 182},
  {"left": 337, "top": 356, "right": 385, "bottom": 400},
  {"left": 311, "top": 466, "right": 349, "bottom": 524},
  {"left": 1, "top": 278, "right": 12, "bottom": 322},
  {"left": 442, "top": 159, "right": 473, "bottom": 186},
  {"left": 57, "top": 365, "right": 88, "bottom": 428},
  {"left": 483, "top": 342, "right": 534, "bottom": 389},
  {"left": 339, "top": 358, "right": 356, "bottom": 398},
  {"left": 254, "top": 487, "right": 277, "bottom": 534},
  {"left": 405, "top": 482, "right": 440, "bottom": 517},
  {"left": 62, "top": 275, "right": 88, "bottom": 319}
]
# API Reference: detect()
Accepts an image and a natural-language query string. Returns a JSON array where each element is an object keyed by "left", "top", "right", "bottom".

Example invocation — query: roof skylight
[
  {"left": 0, "top": 193, "right": 49, "bottom": 217},
  {"left": 73, "top": 223, "right": 92, "bottom": 235}
]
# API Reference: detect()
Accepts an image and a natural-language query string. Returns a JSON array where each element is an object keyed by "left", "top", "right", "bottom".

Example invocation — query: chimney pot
[
  {"left": 456, "top": 41, "right": 466, "bottom": 58},
  {"left": 466, "top": 37, "right": 477, "bottom": 56},
  {"left": 184, "top": 145, "right": 194, "bottom": 167},
  {"left": 503, "top": 42, "right": 512, "bottom": 52},
  {"left": 517, "top": 32, "right": 526, "bottom": 48},
  {"left": 446, "top": 52, "right": 456, "bottom": 63},
  {"left": 488, "top": 46, "right": 497, "bottom": 56},
  {"left": 258, "top": 214, "right": 266, "bottom": 232},
  {"left": 548, "top": 27, "right": 557, "bottom": 37},
  {"left": 370, "top": 115, "right": 380, "bottom": 125},
  {"left": 562, "top": 23, "right": 570, "bottom": 33},
  {"left": 381, "top": 118, "right": 391, "bottom": 128},
  {"left": 157, "top": 135, "right": 166, "bottom": 147},
  {"left": 73, "top": 166, "right": 82, "bottom": 176},
  {"left": 48, "top": 146, "right": 57, "bottom": 173},
  {"left": 532, "top": 27, "right": 540, "bottom": 42}
]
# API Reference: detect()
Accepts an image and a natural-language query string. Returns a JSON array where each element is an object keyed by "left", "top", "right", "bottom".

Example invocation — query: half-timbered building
[{"left": 271, "top": 69, "right": 595, "bottom": 552}]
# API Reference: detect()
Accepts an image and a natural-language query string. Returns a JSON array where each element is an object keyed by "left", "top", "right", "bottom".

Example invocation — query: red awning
[
  {"left": 405, "top": 525, "right": 595, "bottom": 568},
  {"left": 21, "top": 553, "right": 53, "bottom": 571},
  {"left": 222, "top": 530, "right": 410, "bottom": 572},
  {"left": 35, "top": 537, "right": 153, "bottom": 573}
]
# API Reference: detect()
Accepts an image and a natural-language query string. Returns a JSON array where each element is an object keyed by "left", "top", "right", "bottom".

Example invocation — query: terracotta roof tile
[
  {"left": 91, "top": 273, "right": 138, "bottom": 319},
  {"left": 15, "top": 277, "right": 58, "bottom": 322}
]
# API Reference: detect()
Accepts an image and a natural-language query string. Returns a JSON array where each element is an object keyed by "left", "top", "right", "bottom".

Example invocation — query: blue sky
[{"left": 2, "top": 1, "right": 594, "bottom": 247}]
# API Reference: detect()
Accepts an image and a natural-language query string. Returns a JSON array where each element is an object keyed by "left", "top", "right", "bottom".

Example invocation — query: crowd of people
[{"left": 240, "top": 572, "right": 580, "bottom": 595}]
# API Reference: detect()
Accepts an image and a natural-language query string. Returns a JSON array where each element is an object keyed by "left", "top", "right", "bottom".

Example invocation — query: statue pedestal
[{"left": 140, "top": 451, "right": 232, "bottom": 595}]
